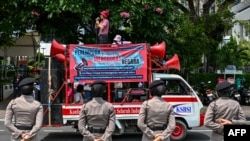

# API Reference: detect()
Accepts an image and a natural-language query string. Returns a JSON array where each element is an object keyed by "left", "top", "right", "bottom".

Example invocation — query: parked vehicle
[
  {"left": 230, "top": 89, "right": 241, "bottom": 103},
  {"left": 243, "top": 89, "right": 250, "bottom": 105},
  {"left": 238, "top": 86, "right": 250, "bottom": 105},
  {"left": 198, "top": 81, "right": 216, "bottom": 105}
]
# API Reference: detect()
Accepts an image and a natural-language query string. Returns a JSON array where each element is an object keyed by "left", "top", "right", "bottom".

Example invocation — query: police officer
[
  {"left": 4, "top": 78, "right": 44, "bottom": 141},
  {"left": 78, "top": 80, "right": 115, "bottom": 141},
  {"left": 204, "top": 81, "right": 246, "bottom": 141},
  {"left": 137, "top": 80, "right": 176, "bottom": 141}
]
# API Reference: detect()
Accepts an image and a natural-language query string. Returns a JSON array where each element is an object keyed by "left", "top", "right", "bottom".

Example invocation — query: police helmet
[
  {"left": 149, "top": 80, "right": 167, "bottom": 97},
  {"left": 215, "top": 81, "right": 234, "bottom": 97},
  {"left": 91, "top": 80, "right": 106, "bottom": 97},
  {"left": 18, "top": 78, "right": 35, "bottom": 95}
]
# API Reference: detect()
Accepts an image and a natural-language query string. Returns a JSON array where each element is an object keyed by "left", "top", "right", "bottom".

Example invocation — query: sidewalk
[{"left": 0, "top": 100, "right": 9, "bottom": 120}]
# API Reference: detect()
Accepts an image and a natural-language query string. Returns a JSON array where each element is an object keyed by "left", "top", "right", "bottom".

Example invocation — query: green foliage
[
  {"left": 7, "top": 70, "right": 15, "bottom": 77},
  {"left": 200, "top": 5, "right": 234, "bottom": 71},
  {"left": 189, "top": 73, "right": 219, "bottom": 90},
  {"left": 170, "top": 15, "right": 206, "bottom": 72},
  {"left": 238, "top": 39, "right": 250, "bottom": 66},
  {"left": 0, "top": 0, "right": 238, "bottom": 78},
  {"left": 189, "top": 73, "right": 250, "bottom": 91},
  {"left": 216, "top": 37, "right": 250, "bottom": 70},
  {"left": 27, "top": 60, "right": 35, "bottom": 66},
  {"left": 0, "top": 0, "right": 37, "bottom": 47}
]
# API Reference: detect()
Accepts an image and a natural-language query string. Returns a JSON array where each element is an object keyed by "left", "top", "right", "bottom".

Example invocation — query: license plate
[{"left": 235, "top": 94, "right": 240, "bottom": 97}]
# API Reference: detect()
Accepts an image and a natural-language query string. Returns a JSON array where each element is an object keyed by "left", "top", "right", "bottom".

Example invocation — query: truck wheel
[{"left": 170, "top": 120, "right": 187, "bottom": 141}]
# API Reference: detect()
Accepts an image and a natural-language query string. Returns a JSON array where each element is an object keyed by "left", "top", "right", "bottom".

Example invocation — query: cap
[
  {"left": 90, "top": 80, "right": 106, "bottom": 87},
  {"left": 114, "top": 34, "right": 122, "bottom": 42},
  {"left": 100, "top": 9, "right": 109, "bottom": 18},
  {"left": 18, "top": 78, "right": 35, "bottom": 87},
  {"left": 215, "top": 81, "right": 233, "bottom": 91},
  {"left": 149, "top": 80, "right": 164, "bottom": 89}
]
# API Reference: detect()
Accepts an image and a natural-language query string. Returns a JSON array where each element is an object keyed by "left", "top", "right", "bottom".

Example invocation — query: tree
[
  {"left": 236, "top": 39, "right": 250, "bottom": 67},
  {"left": 216, "top": 37, "right": 250, "bottom": 70},
  {"left": 0, "top": 0, "right": 39, "bottom": 47},
  {"left": 1, "top": 0, "right": 237, "bottom": 77},
  {"left": 2, "top": 0, "right": 179, "bottom": 45},
  {"left": 173, "top": 0, "right": 235, "bottom": 73}
]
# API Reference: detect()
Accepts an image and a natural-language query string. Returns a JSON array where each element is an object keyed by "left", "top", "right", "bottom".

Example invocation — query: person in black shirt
[{"left": 12, "top": 73, "right": 23, "bottom": 99}]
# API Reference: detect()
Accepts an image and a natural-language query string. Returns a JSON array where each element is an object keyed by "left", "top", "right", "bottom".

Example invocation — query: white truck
[{"left": 42, "top": 40, "right": 205, "bottom": 141}]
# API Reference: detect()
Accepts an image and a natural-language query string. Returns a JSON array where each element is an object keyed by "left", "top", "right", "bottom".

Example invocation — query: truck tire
[{"left": 170, "top": 120, "right": 187, "bottom": 141}]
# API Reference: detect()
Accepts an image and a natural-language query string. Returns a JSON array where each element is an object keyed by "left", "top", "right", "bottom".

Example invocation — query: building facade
[{"left": 231, "top": 0, "right": 250, "bottom": 42}]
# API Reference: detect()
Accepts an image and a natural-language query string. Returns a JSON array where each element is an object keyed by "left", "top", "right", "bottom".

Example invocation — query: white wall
[
  {"left": 38, "top": 43, "right": 51, "bottom": 56},
  {"left": 231, "top": 1, "right": 250, "bottom": 43}
]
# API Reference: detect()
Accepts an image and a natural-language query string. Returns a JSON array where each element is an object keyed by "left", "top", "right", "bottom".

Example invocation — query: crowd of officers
[{"left": 3, "top": 77, "right": 250, "bottom": 141}]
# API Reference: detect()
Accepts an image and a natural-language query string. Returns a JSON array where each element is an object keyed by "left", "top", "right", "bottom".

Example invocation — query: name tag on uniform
[{"left": 224, "top": 125, "right": 250, "bottom": 140}]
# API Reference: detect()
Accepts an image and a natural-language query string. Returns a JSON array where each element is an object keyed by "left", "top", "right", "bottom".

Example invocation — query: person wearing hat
[
  {"left": 137, "top": 80, "right": 176, "bottom": 141},
  {"left": 4, "top": 78, "right": 44, "bottom": 141},
  {"left": 95, "top": 9, "right": 110, "bottom": 44},
  {"left": 78, "top": 80, "right": 115, "bottom": 141},
  {"left": 204, "top": 81, "right": 246, "bottom": 141}
]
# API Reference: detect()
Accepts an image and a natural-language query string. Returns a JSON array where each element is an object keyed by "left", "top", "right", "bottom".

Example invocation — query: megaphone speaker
[
  {"left": 53, "top": 54, "right": 65, "bottom": 63},
  {"left": 50, "top": 39, "right": 65, "bottom": 56},
  {"left": 165, "top": 54, "right": 180, "bottom": 71},
  {"left": 150, "top": 41, "right": 166, "bottom": 59}
]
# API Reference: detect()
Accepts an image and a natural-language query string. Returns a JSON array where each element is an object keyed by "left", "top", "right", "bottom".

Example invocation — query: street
[{"left": 0, "top": 122, "right": 211, "bottom": 141}]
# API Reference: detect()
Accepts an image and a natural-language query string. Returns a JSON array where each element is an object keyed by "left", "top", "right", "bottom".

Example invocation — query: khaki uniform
[
  {"left": 4, "top": 95, "right": 44, "bottom": 141},
  {"left": 232, "top": 120, "right": 250, "bottom": 125},
  {"left": 78, "top": 97, "right": 116, "bottom": 141},
  {"left": 204, "top": 97, "right": 246, "bottom": 141},
  {"left": 137, "top": 96, "right": 176, "bottom": 141}
]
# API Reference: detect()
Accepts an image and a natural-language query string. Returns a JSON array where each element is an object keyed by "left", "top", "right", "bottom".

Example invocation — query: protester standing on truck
[
  {"left": 137, "top": 80, "right": 176, "bottom": 141},
  {"left": 204, "top": 81, "right": 246, "bottom": 141},
  {"left": 95, "top": 9, "right": 110, "bottom": 44},
  {"left": 4, "top": 78, "right": 44, "bottom": 141},
  {"left": 78, "top": 80, "right": 116, "bottom": 141}
]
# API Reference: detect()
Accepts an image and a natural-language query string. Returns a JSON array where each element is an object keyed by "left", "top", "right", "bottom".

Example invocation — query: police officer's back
[
  {"left": 78, "top": 81, "right": 116, "bottom": 141},
  {"left": 4, "top": 78, "right": 44, "bottom": 141},
  {"left": 137, "top": 80, "right": 176, "bottom": 141},
  {"left": 204, "top": 81, "right": 246, "bottom": 141}
]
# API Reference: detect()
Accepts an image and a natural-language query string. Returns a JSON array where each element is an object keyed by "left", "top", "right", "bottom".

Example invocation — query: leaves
[{"left": 1, "top": 0, "right": 243, "bottom": 75}]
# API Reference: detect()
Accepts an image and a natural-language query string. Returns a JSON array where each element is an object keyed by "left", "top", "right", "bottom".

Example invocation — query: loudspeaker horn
[
  {"left": 50, "top": 39, "right": 65, "bottom": 56},
  {"left": 165, "top": 54, "right": 180, "bottom": 71},
  {"left": 53, "top": 54, "right": 65, "bottom": 63},
  {"left": 150, "top": 41, "right": 166, "bottom": 59}
]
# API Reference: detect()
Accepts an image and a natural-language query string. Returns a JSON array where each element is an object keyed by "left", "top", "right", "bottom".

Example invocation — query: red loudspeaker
[
  {"left": 150, "top": 41, "right": 166, "bottom": 59},
  {"left": 53, "top": 54, "right": 65, "bottom": 63},
  {"left": 50, "top": 39, "right": 65, "bottom": 56},
  {"left": 165, "top": 54, "right": 180, "bottom": 71}
]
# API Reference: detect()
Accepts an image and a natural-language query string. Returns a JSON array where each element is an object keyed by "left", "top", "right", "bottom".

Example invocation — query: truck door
[{"left": 152, "top": 73, "right": 204, "bottom": 141}]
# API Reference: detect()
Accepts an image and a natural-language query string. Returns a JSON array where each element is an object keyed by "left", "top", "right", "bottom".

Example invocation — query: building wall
[{"left": 231, "top": 0, "right": 250, "bottom": 43}]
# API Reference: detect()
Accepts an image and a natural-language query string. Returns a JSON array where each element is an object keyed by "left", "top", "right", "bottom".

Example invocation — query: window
[{"left": 161, "top": 79, "right": 190, "bottom": 95}]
